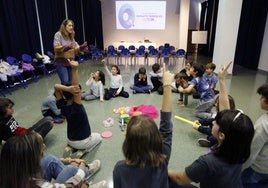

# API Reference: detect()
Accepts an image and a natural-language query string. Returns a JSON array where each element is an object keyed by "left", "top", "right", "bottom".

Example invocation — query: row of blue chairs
[
  {"left": 0, "top": 52, "right": 56, "bottom": 96},
  {"left": 105, "top": 44, "right": 186, "bottom": 66}
]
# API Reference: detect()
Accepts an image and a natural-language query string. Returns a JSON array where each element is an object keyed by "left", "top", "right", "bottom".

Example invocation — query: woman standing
[{"left": 54, "top": 19, "right": 88, "bottom": 84}]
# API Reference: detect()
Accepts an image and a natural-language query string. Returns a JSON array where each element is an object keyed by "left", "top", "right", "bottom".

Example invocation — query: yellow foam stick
[{"left": 174, "top": 115, "right": 200, "bottom": 126}]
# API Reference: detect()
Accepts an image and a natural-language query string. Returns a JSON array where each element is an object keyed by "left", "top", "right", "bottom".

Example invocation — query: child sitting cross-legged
[{"left": 130, "top": 67, "right": 152, "bottom": 94}]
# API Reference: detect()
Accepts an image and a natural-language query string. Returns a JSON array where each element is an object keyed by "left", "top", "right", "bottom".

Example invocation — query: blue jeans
[
  {"left": 56, "top": 65, "right": 72, "bottom": 85},
  {"left": 130, "top": 85, "right": 152, "bottom": 93},
  {"left": 241, "top": 167, "right": 268, "bottom": 188},
  {"left": 40, "top": 154, "right": 89, "bottom": 183}
]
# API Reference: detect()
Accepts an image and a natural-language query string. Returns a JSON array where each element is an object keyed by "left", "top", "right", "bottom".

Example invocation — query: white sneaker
[
  {"left": 87, "top": 180, "right": 107, "bottom": 188},
  {"left": 85, "top": 159, "right": 101, "bottom": 179}
]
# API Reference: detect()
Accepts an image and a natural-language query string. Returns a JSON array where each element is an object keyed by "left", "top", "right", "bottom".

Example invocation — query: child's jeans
[
  {"left": 241, "top": 167, "right": 268, "bottom": 187},
  {"left": 40, "top": 154, "right": 89, "bottom": 183}
]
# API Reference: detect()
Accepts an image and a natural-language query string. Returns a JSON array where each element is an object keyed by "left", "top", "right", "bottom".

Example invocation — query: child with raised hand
[
  {"left": 130, "top": 67, "right": 152, "bottom": 94},
  {"left": 102, "top": 58, "right": 129, "bottom": 100},
  {"left": 168, "top": 62, "right": 255, "bottom": 188},
  {"left": 81, "top": 70, "right": 105, "bottom": 102},
  {"left": 113, "top": 63, "right": 174, "bottom": 188},
  {"left": 54, "top": 60, "right": 102, "bottom": 159}
]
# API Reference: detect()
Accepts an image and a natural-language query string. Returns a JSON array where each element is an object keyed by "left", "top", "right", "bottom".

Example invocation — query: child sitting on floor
[
  {"left": 81, "top": 70, "right": 105, "bottom": 102},
  {"left": 130, "top": 67, "right": 152, "bottom": 94},
  {"left": 203, "top": 62, "right": 219, "bottom": 94},
  {"left": 102, "top": 58, "right": 129, "bottom": 100},
  {"left": 41, "top": 91, "right": 65, "bottom": 123},
  {"left": 149, "top": 63, "right": 163, "bottom": 94},
  {"left": 171, "top": 72, "right": 189, "bottom": 106}
]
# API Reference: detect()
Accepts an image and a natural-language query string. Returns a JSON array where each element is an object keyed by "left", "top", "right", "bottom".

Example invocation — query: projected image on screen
[{"left": 116, "top": 1, "right": 166, "bottom": 30}]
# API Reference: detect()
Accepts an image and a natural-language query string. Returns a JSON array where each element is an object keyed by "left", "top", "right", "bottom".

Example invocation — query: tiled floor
[{"left": 2, "top": 55, "right": 267, "bottom": 187}]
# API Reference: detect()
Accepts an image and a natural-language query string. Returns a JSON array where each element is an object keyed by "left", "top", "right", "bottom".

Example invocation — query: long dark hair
[
  {"left": 123, "top": 115, "right": 166, "bottom": 168},
  {"left": 213, "top": 110, "right": 254, "bottom": 164},
  {"left": 0, "top": 131, "right": 43, "bottom": 188},
  {"left": 97, "top": 70, "right": 105, "bottom": 86}
]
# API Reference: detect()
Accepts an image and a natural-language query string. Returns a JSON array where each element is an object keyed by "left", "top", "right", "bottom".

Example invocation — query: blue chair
[
  {"left": 117, "top": 45, "right": 125, "bottom": 65},
  {"left": 176, "top": 49, "right": 186, "bottom": 67},
  {"left": 128, "top": 45, "right": 136, "bottom": 65},
  {"left": 121, "top": 48, "right": 131, "bottom": 65},
  {"left": 107, "top": 47, "right": 118, "bottom": 64},
  {"left": 91, "top": 48, "right": 103, "bottom": 61},
  {"left": 148, "top": 48, "right": 159, "bottom": 65},
  {"left": 148, "top": 45, "right": 155, "bottom": 51},
  {"left": 21, "top": 54, "right": 38, "bottom": 82},
  {"left": 135, "top": 48, "right": 146, "bottom": 65},
  {"left": 160, "top": 48, "right": 171, "bottom": 64},
  {"left": 6, "top": 56, "right": 28, "bottom": 88}
]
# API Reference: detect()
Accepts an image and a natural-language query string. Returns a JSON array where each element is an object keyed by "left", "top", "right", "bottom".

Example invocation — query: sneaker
[
  {"left": 53, "top": 117, "right": 64, "bottom": 124},
  {"left": 85, "top": 159, "right": 101, "bottom": 179},
  {"left": 198, "top": 138, "right": 211, "bottom": 147},
  {"left": 63, "top": 145, "right": 74, "bottom": 158},
  {"left": 87, "top": 180, "right": 107, "bottom": 188},
  {"left": 70, "top": 149, "right": 86, "bottom": 159}
]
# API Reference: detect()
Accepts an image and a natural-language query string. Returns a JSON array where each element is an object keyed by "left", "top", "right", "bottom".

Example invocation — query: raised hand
[{"left": 218, "top": 61, "right": 232, "bottom": 79}]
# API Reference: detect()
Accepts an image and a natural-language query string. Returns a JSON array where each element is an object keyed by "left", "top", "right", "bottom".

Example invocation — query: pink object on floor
[
  {"left": 101, "top": 131, "right": 113, "bottom": 138},
  {"left": 128, "top": 105, "right": 159, "bottom": 119}
]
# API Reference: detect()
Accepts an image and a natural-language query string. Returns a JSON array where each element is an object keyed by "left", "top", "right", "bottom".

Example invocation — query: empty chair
[
  {"left": 148, "top": 48, "right": 159, "bottom": 65},
  {"left": 128, "top": 45, "right": 136, "bottom": 65},
  {"left": 176, "top": 49, "right": 186, "bottom": 68},
  {"left": 107, "top": 45, "right": 116, "bottom": 52},
  {"left": 91, "top": 48, "right": 103, "bottom": 61},
  {"left": 107, "top": 46, "right": 118, "bottom": 65},
  {"left": 117, "top": 45, "right": 125, "bottom": 65},
  {"left": 135, "top": 48, "right": 146, "bottom": 65},
  {"left": 159, "top": 48, "right": 171, "bottom": 64},
  {"left": 148, "top": 45, "right": 155, "bottom": 51},
  {"left": 138, "top": 45, "right": 145, "bottom": 51},
  {"left": 21, "top": 54, "right": 38, "bottom": 82},
  {"left": 121, "top": 48, "right": 131, "bottom": 65},
  {"left": 6, "top": 56, "right": 28, "bottom": 88}
]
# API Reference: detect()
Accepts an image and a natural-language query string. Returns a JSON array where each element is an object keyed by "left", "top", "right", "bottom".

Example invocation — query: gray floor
[{"left": 3, "top": 55, "right": 268, "bottom": 187}]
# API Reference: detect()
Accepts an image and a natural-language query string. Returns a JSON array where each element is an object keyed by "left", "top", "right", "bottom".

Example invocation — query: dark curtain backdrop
[
  {"left": 198, "top": 0, "right": 219, "bottom": 57},
  {"left": 67, "top": 0, "right": 84, "bottom": 44},
  {"left": 37, "top": 0, "right": 65, "bottom": 53},
  {"left": 0, "top": 0, "right": 39, "bottom": 59},
  {"left": 0, "top": 0, "right": 103, "bottom": 59},
  {"left": 234, "top": 0, "right": 268, "bottom": 70},
  {"left": 83, "top": 0, "right": 104, "bottom": 50}
]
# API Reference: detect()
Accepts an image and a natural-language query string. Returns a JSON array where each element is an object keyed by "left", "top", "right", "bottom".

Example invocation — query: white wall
[
  {"left": 258, "top": 13, "right": 268, "bottom": 72},
  {"left": 213, "top": 0, "right": 243, "bottom": 74},
  {"left": 101, "top": 0, "right": 183, "bottom": 49}
]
